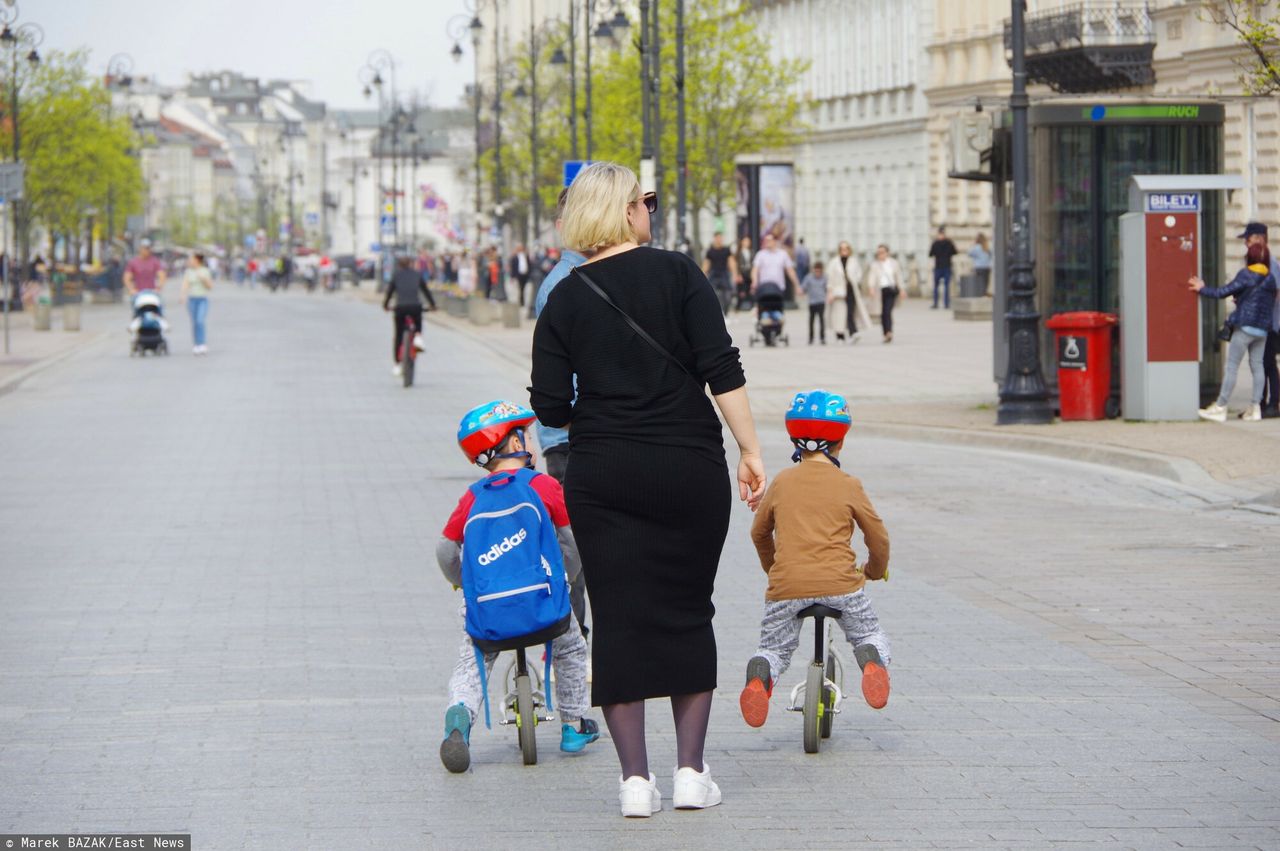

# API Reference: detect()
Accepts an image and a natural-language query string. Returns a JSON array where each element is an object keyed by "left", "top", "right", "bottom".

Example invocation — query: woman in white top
[
  {"left": 181, "top": 252, "right": 215, "bottom": 355},
  {"left": 456, "top": 250, "right": 477, "bottom": 294},
  {"left": 867, "top": 244, "right": 904, "bottom": 343}
]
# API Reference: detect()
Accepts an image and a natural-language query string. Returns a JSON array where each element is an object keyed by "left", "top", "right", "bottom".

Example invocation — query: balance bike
[
  {"left": 786, "top": 604, "right": 845, "bottom": 753},
  {"left": 498, "top": 646, "right": 555, "bottom": 765}
]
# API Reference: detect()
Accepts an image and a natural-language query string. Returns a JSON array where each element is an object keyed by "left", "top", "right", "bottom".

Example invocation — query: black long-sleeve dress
[{"left": 529, "top": 246, "right": 746, "bottom": 705}]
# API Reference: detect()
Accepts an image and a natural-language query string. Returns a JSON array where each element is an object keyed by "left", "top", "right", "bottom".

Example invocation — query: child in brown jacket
[{"left": 740, "top": 389, "right": 891, "bottom": 727}]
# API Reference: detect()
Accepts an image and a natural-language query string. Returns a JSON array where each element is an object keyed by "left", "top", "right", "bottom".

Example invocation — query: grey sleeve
[
  {"left": 557, "top": 525, "right": 582, "bottom": 583},
  {"left": 436, "top": 537, "right": 463, "bottom": 586}
]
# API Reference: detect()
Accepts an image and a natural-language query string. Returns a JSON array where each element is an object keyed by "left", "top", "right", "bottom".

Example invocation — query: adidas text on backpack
[{"left": 461, "top": 466, "right": 572, "bottom": 652}]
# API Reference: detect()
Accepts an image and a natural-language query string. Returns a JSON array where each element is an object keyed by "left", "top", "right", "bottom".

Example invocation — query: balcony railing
[{"left": 1004, "top": 2, "right": 1155, "bottom": 93}]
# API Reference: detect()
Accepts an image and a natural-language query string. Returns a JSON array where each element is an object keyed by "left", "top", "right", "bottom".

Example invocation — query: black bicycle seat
[{"left": 796, "top": 604, "right": 842, "bottom": 620}]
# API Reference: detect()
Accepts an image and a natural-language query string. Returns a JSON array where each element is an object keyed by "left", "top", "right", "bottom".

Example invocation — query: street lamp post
[
  {"left": 639, "top": 0, "right": 653, "bottom": 194},
  {"left": 1, "top": 3, "right": 43, "bottom": 306},
  {"left": 675, "top": 0, "right": 687, "bottom": 250},
  {"left": 105, "top": 53, "right": 134, "bottom": 256},
  {"left": 997, "top": 0, "right": 1052, "bottom": 425},
  {"left": 448, "top": 13, "right": 483, "bottom": 247},
  {"left": 649, "top": 0, "right": 663, "bottom": 247}
]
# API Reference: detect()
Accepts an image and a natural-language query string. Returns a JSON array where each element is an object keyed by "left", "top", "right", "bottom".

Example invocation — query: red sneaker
[
  {"left": 739, "top": 656, "right": 773, "bottom": 727},
  {"left": 855, "top": 645, "right": 890, "bottom": 709}
]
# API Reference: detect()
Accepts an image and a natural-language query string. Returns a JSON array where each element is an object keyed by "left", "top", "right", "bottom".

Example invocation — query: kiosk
[{"left": 1120, "top": 175, "right": 1243, "bottom": 421}]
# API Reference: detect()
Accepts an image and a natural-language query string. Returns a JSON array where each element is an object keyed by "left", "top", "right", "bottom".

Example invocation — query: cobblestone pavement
[{"left": 1, "top": 287, "right": 1277, "bottom": 849}]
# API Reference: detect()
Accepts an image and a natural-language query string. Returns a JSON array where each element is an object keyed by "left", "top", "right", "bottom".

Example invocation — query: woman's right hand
[{"left": 737, "top": 452, "right": 767, "bottom": 512}]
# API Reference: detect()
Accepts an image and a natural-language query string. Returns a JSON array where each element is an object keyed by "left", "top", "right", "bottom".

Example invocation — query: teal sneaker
[
  {"left": 560, "top": 717, "right": 600, "bottom": 753},
  {"left": 440, "top": 704, "right": 472, "bottom": 773}
]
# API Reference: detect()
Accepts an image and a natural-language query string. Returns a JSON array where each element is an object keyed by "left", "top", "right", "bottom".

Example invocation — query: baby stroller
[
  {"left": 129, "top": 291, "right": 170, "bottom": 356},
  {"left": 748, "top": 284, "right": 789, "bottom": 347}
]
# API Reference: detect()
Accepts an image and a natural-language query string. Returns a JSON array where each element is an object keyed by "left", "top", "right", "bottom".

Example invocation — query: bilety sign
[{"left": 1145, "top": 192, "right": 1200, "bottom": 213}]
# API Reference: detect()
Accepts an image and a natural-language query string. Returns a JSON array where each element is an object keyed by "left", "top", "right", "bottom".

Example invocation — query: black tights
[{"left": 602, "top": 690, "right": 714, "bottom": 779}]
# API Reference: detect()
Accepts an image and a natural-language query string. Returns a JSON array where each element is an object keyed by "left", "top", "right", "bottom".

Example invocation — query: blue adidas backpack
[{"left": 461, "top": 466, "right": 571, "bottom": 651}]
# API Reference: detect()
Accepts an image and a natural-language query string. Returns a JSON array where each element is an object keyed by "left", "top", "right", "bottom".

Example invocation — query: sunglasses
[{"left": 633, "top": 191, "right": 657, "bottom": 215}]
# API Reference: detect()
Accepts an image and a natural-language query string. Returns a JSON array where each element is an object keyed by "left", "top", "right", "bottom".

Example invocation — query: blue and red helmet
[
  {"left": 457, "top": 400, "right": 537, "bottom": 466},
  {"left": 785, "top": 390, "right": 851, "bottom": 464}
]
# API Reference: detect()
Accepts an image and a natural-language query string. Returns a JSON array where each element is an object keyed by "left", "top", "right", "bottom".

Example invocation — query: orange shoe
[
  {"left": 739, "top": 656, "right": 773, "bottom": 727},
  {"left": 855, "top": 645, "right": 890, "bottom": 709}
]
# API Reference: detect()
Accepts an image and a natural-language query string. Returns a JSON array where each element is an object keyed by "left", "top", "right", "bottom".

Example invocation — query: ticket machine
[{"left": 1120, "top": 175, "right": 1243, "bottom": 420}]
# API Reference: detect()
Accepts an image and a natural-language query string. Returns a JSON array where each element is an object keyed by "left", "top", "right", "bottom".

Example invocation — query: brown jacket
[{"left": 749, "top": 459, "right": 889, "bottom": 601}]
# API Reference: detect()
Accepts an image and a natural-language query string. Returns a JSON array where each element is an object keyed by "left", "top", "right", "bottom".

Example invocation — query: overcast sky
[{"left": 39, "top": 0, "right": 473, "bottom": 110}]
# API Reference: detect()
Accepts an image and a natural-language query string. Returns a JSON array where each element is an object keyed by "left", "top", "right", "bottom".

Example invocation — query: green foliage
[
  {"left": 483, "top": 0, "right": 808, "bottom": 246},
  {"left": 1, "top": 49, "right": 144, "bottom": 242},
  {"left": 1201, "top": 0, "right": 1280, "bottom": 95}
]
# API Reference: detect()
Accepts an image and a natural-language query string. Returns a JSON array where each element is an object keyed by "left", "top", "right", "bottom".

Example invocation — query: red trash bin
[{"left": 1045, "top": 311, "right": 1118, "bottom": 421}]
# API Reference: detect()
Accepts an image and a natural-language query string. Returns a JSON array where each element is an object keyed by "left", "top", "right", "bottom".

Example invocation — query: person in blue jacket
[
  {"left": 1190, "top": 239, "right": 1277, "bottom": 422},
  {"left": 534, "top": 187, "right": 588, "bottom": 636}
]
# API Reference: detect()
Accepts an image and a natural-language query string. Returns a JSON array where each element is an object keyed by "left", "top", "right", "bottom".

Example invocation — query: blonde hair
[{"left": 561, "top": 162, "right": 640, "bottom": 254}]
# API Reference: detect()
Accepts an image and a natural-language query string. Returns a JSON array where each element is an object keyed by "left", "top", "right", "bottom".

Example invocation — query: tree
[
  {"left": 484, "top": 0, "right": 807, "bottom": 250},
  {"left": 1, "top": 50, "right": 143, "bottom": 262},
  {"left": 1201, "top": 0, "right": 1280, "bottom": 95}
]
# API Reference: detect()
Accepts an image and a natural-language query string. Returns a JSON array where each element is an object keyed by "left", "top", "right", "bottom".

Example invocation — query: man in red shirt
[{"left": 124, "top": 240, "right": 167, "bottom": 296}]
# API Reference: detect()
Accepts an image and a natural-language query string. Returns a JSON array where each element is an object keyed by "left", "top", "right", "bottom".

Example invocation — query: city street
[{"left": 1, "top": 287, "right": 1278, "bottom": 849}]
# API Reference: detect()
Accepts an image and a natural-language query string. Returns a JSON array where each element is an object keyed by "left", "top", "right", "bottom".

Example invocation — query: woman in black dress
[{"left": 530, "top": 162, "right": 766, "bottom": 817}]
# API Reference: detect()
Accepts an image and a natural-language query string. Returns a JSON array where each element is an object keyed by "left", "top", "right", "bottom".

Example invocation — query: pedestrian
[
  {"left": 530, "top": 162, "right": 767, "bottom": 818},
  {"left": 751, "top": 232, "right": 799, "bottom": 310},
  {"left": 735, "top": 236, "right": 754, "bottom": 311},
  {"left": 794, "top": 237, "right": 811, "bottom": 284},
  {"left": 1237, "top": 222, "right": 1280, "bottom": 418},
  {"left": 180, "top": 252, "right": 214, "bottom": 356},
  {"left": 969, "top": 232, "right": 993, "bottom": 296},
  {"left": 929, "top": 225, "right": 957, "bottom": 309},
  {"left": 827, "top": 241, "right": 869, "bottom": 343},
  {"left": 383, "top": 255, "right": 437, "bottom": 377},
  {"left": 1190, "top": 240, "right": 1277, "bottom": 422},
  {"left": 868, "top": 244, "right": 904, "bottom": 343},
  {"left": 701, "top": 231, "right": 738, "bottom": 317},
  {"left": 435, "top": 400, "right": 600, "bottom": 773},
  {"left": 485, "top": 247, "right": 502, "bottom": 300},
  {"left": 457, "top": 250, "right": 476, "bottom": 295},
  {"left": 509, "top": 243, "right": 532, "bottom": 309},
  {"left": 800, "top": 260, "right": 828, "bottom": 344},
  {"left": 124, "top": 239, "right": 166, "bottom": 297},
  {"left": 740, "top": 390, "right": 892, "bottom": 727},
  {"left": 533, "top": 187, "right": 591, "bottom": 641}
]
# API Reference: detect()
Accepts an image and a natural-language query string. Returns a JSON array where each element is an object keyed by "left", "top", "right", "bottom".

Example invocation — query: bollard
[
  {"left": 33, "top": 299, "right": 52, "bottom": 331},
  {"left": 501, "top": 301, "right": 521, "bottom": 329},
  {"left": 468, "top": 294, "right": 493, "bottom": 326},
  {"left": 63, "top": 302, "right": 82, "bottom": 332}
]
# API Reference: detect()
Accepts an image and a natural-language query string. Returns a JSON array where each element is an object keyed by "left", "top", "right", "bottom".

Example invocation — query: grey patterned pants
[
  {"left": 447, "top": 605, "right": 589, "bottom": 724},
  {"left": 752, "top": 590, "right": 891, "bottom": 683}
]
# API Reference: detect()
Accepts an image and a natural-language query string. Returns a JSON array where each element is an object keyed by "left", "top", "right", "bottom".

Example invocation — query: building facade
[{"left": 754, "top": 0, "right": 934, "bottom": 272}]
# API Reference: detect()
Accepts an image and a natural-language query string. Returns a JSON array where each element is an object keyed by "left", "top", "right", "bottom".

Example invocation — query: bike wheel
[
  {"left": 820, "top": 655, "right": 836, "bottom": 739},
  {"left": 516, "top": 673, "right": 537, "bottom": 765},
  {"left": 802, "top": 662, "right": 822, "bottom": 754},
  {"left": 402, "top": 353, "right": 414, "bottom": 387}
]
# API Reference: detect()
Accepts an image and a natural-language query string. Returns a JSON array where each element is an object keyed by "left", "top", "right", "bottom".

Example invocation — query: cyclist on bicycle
[{"left": 383, "top": 255, "right": 438, "bottom": 376}]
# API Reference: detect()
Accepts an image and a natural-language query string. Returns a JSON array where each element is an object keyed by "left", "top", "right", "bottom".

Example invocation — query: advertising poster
[{"left": 758, "top": 164, "right": 795, "bottom": 247}]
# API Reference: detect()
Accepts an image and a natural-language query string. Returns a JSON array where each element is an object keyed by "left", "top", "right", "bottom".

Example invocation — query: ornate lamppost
[
  {"left": 1, "top": 2, "right": 42, "bottom": 306},
  {"left": 997, "top": 0, "right": 1052, "bottom": 425}
]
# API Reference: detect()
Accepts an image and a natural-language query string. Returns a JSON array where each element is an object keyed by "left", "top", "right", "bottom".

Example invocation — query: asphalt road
[{"left": 1, "top": 286, "right": 1276, "bottom": 849}]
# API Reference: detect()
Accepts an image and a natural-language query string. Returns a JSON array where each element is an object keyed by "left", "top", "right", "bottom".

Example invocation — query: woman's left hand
[
  {"left": 737, "top": 452, "right": 767, "bottom": 512},
  {"left": 1188, "top": 276, "right": 1205, "bottom": 292}
]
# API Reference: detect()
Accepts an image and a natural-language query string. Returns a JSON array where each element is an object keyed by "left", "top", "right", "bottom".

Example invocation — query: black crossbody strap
[{"left": 574, "top": 266, "right": 696, "bottom": 381}]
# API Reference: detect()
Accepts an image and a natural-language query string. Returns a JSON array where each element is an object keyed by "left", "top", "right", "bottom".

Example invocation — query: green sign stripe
[{"left": 1084, "top": 105, "right": 1202, "bottom": 120}]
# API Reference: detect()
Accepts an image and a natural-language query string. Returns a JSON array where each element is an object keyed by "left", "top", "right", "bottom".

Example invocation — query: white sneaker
[
  {"left": 672, "top": 763, "right": 722, "bottom": 809},
  {"left": 1198, "top": 403, "right": 1227, "bottom": 423},
  {"left": 392, "top": 364, "right": 403, "bottom": 377},
  {"left": 619, "top": 773, "right": 661, "bottom": 818},
  {"left": 413, "top": 333, "right": 426, "bottom": 352},
  {"left": 1242, "top": 404, "right": 1262, "bottom": 422}
]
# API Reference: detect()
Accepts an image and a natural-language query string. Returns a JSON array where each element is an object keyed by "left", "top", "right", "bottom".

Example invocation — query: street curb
[
  {"left": 421, "top": 308, "right": 1277, "bottom": 512},
  {"left": 0, "top": 330, "right": 112, "bottom": 397}
]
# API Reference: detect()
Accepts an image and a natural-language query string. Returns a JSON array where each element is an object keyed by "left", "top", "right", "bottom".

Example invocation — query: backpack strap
[
  {"left": 474, "top": 644, "right": 493, "bottom": 729},
  {"left": 544, "top": 642, "right": 555, "bottom": 715}
]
